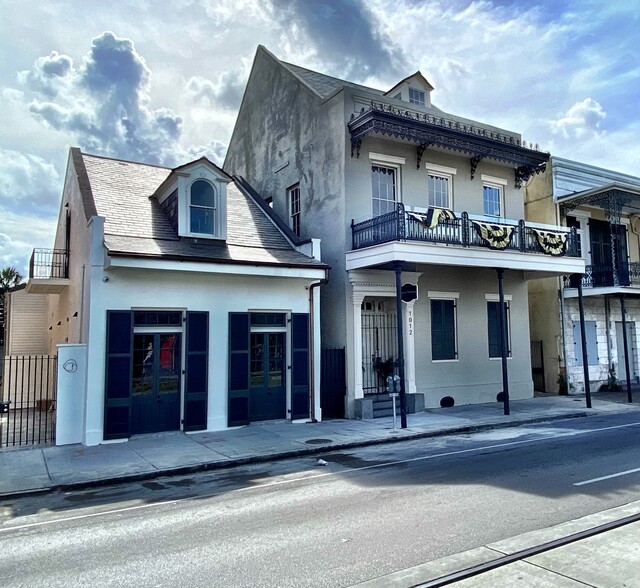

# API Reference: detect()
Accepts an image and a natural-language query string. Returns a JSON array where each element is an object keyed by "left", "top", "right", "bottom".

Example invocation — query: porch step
[{"left": 371, "top": 394, "right": 400, "bottom": 418}]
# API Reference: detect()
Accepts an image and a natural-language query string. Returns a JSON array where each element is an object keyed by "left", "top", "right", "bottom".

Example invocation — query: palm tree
[{"left": 0, "top": 266, "right": 23, "bottom": 293}]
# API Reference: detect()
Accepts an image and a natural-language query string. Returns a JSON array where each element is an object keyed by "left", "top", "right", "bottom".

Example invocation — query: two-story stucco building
[
  {"left": 225, "top": 46, "right": 585, "bottom": 419},
  {"left": 526, "top": 157, "right": 640, "bottom": 394}
]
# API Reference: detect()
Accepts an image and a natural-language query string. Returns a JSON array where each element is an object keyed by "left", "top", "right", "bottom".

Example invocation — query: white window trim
[
  {"left": 428, "top": 291, "right": 460, "bottom": 299},
  {"left": 178, "top": 167, "right": 229, "bottom": 240},
  {"left": 189, "top": 178, "right": 218, "bottom": 238},
  {"left": 425, "top": 163, "right": 457, "bottom": 175},
  {"left": 480, "top": 174, "right": 508, "bottom": 186},
  {"left": 426, "top": 165, "right": 455, "bottom": 209},
  {"left": 287, "top": 183, "right": 301, "bottom": 237},
  {"left": 485, "top": 294, "right": 513, "bottom": 301},
  {"left": 482, "top": 181, "right": 504, "bottom": 218},
  {"left": 369, "top": 152, "right": 406, "bottom": 166},
  {"left": 371, "top": 162, "right": 401, "bottom": 215}
]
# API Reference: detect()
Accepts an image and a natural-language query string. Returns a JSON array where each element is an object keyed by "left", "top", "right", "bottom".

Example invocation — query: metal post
[
  {"left": 576, "top": 276, "right": 592, "bottom": 408},
  {"left": 496, "top": 268, "right": 510, "bottom": 415},
  {"left": 394, "top": 261, "right": 407, "bottom": 428},
  {"left": 619, "top": 293, "right": 633, "bottom": 403}
]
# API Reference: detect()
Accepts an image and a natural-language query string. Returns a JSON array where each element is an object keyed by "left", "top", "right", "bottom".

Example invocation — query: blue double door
[{"left": 131, "top": 333, "right": 181, "bottom": 434}]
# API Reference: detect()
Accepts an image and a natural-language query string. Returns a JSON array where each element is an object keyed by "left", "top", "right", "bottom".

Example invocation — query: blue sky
[{"left": 1, "top": 0, "right": 639, "bottom": 275}]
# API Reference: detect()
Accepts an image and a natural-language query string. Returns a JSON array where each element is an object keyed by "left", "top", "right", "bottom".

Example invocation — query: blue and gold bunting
[
  {"left": 532, "top": 229, "right": 567, "bottom": 256},
  {"left": 472, "top": 220, "right": 514, "bottom": 250},
  {"left": 407, "top": 207, "right": 456, "bottom": 229}
]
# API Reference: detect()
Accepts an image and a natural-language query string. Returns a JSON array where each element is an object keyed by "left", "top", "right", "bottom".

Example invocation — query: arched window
[{"left": 190, "top": 180, "right": 216, "bottom": 234}]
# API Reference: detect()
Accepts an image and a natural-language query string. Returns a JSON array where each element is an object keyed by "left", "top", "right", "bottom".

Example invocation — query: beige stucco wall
[{"left": 4, "top": 288, "right": 48, "bottom": 355}]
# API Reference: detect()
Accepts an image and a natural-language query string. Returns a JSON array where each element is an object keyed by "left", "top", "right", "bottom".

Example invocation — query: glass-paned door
[
  {"left": 132, "top": 333, "right": 181, "bottom": 434},
  {"left": 250, "top": 332, "right": 286, "bottom": 421}
]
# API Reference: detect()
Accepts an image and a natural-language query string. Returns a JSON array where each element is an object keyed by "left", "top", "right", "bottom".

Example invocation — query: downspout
[{"left": 308, "top": 270, "right": 329, "bottom": 422}]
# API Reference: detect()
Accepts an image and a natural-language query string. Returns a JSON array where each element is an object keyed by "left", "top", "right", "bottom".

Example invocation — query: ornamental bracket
[
  {"left": 470, "top": 155, "right": 483, "bottom": 180},
  {"left": 416, "top": 142, "right": 432, "bottom": 169}
]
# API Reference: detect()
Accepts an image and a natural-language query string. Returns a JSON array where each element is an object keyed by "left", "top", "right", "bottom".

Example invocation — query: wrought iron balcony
[
  {"left": 563, "top": 263, "right": 640, "bottom": 289},
  {"left": 26, "top": 249, "right": 69, "bottom": 294},
  {"left": 351, "top": 203, "right": 579, "bottom": 258}
]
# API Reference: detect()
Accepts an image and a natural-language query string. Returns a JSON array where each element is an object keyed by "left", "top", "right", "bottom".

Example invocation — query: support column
[
  {"left": 619, "top": 293, "right": 633, "bottom": 403},
  {"left": 576, "top": 276, "right": 592, "bottom": 408},
  {"left": 352, "top": 291, "right": 366, "bottom": 400},
  {"left": 496, "top": 269, "right": 510, "bottom": 415},
  {"left": 394, "top": 261, "right": 407, "bottom": 428},
  {"left": 403, "top": 300, "right": 417, "bottom": 395}
]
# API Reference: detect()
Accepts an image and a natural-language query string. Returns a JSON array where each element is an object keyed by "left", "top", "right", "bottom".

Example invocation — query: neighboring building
[
  {"left": 25, "top": 148, "right": 328, "bottom": 446},
  {"left": 526, "top": 157, "right": 640, "bottom": 393},
  {"left": 2, "top": 284, "right": 48, "bottom": 356},
  {"left": 225, "top": 46, "right": 584, "bottom": 418}
]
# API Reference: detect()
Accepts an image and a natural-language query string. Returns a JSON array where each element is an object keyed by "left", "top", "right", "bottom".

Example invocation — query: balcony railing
[
  {"left": 29, "top": 248, "right": 69, "bottom": 280},
  {"left": 563, "top": 263, "right": 640, "bottom": 289},
  {"left": 351, "top": 203, "right": 579, "bottom": 258}
]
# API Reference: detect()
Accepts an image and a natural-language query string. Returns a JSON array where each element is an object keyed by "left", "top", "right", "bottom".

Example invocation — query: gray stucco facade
[{"left": 225, "top": 46, "right": 583, "bottom": 418}]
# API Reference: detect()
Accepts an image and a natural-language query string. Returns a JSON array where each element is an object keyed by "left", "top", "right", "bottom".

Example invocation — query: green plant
[{"left": 557, "top": 372, "right": 569, "bottom": 395}]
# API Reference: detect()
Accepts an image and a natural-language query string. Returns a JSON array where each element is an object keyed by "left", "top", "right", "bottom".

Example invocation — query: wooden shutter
[
  {"left": 431, "top": 299, "right": 456, "bottom": 360},
  {"left": 228, "top": 313, "right": 250, "bottom": 426},
  {"left": 184, "top": 311, "right": 209, "bottom": 431},
  {"left": 291, "top": 313, "right": 310, "bottom": 420},
  {"left": 104, "top": 310, "right": 133, "bottom": 440}
]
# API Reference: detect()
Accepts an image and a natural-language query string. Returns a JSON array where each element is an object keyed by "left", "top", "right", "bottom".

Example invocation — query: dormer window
[
  {"left": 409, "top": 88, "right": 426, "bottom": 107},
  {"left": 190, "top": 179, "right": 216, "bottom": 235}
]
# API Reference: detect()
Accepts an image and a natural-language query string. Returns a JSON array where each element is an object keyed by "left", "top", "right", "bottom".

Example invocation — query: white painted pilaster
[{"left": 403, "top": 300, "right": 417, "bottom": 394}]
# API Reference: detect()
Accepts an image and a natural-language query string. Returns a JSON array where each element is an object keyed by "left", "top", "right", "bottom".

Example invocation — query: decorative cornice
[{"left": 348, "top": 103, "right": 549, "bottom": 189}]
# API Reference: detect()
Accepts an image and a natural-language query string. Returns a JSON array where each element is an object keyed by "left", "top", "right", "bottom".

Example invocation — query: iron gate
[
  {"left": 362, "top": 303, "right": 398, "bottom": 394},
  {"left": 320, "top": 347, "right": 346, "bottom": 418},
  {"left": 0, "top": 355, "right": 57, "bottom": 447},
  {"left": 530, "top": 340, "right": 546, "bottom": 393}
]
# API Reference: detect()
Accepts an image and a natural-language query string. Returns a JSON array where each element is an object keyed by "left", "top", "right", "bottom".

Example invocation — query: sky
[{"left": 1, "top": 0, "right": 639, "bottom": 276}]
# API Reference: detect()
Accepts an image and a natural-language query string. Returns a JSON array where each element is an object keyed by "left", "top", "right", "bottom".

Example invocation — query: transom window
[
  {"left": 428, "top": 173, "right": 451, "bottom": 208},
  {"left": 483, "top": 184, "right": 502, "bottom": 217},
  {"left": 288, "top": 184, "right": 301, "bottom": 237},
  {"left": 372, "top": 165, "right": 397, "bottom": 216},
  {"left": 409, "top": 88, "right": 425, "bottom": 107},
  {"left": 134, "top": 311, "right": 182, "bottom": 327},
  {"left": 190, "top": 180, "right": 216, "bottom": 234}
]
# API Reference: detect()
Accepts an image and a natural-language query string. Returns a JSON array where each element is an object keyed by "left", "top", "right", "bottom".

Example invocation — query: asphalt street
[{"left": 1, "top": 411, "right": 640, "bottom": 587}]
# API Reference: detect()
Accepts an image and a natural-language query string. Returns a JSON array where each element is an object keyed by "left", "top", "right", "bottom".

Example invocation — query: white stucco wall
[{"left": 82, "top": 263, "right": 322, "bottom": 446}]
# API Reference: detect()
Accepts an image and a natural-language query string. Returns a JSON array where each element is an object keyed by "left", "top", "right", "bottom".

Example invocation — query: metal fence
[
  {"left": 1, "top": 355, "right": 57, "bottom": 448},
  {"left": 362, "top": 309, "right": 398, "bottom": 394}
]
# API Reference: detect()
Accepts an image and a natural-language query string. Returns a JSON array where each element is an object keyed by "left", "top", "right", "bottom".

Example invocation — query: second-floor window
[
  {"left": 428, "top": 173, "right": 451, "bottom": 208},
  {"left": 371, "top": 165, "right": 397, "bottom": 216},
  {"left": 483, "top": 184, "right": 502, "bottom": 217},
  {"left": 190, "top": 179, "right": 216, "bottom": 235},
  {"left": 288, "top": 184, "right": 301, "bottom": 237},
  {"left": 409, "top": 88, "right": 425, "bottom": 106}
]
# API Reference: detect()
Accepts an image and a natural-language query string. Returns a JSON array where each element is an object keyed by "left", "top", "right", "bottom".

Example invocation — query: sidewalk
[
  {"left": 354, "top": 500, "right": 640, "bottom": 587},
  {"left": 1, "top": 393, "right": 639, "bottom": 499}
]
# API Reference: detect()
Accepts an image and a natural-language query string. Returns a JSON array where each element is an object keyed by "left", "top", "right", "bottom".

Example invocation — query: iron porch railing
[
  {"left": 351, "top": 203, "right": 579, "bottom": 257},
  {"left": 29, "top": 248, "right": 69, "bottom": 279},
  {"left": 564, "top": 263, "right": 640, "bottom": 289}
]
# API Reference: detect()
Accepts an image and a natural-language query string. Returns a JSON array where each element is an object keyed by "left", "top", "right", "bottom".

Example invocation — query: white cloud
[
  {"left": 550, "top": 98, "right": 607, "bottom": 139},
  {"left": 0, "top": 148, "right": 60, "bottom": 214}
]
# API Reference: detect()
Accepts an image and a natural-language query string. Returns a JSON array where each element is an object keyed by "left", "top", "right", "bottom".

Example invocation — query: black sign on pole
[{"left": 401, "top": 283, "right": 418, "bottom": 303}]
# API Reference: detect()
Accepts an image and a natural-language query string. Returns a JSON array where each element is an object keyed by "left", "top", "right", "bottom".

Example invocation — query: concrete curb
[{"left": 0, "top": 410, "right": 591, "bottom": 500}]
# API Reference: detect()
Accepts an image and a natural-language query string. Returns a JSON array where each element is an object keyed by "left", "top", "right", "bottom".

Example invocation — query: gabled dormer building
[
  {"left": 225, "top": 46, "right": 584, "bottom": 420},
  {"left": 26, "top": 147, "right": 328, "bottom": 446}
]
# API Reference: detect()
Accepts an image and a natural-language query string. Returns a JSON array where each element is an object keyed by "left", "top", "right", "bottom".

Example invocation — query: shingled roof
[{"left": 74, "top": 150, "right": 327, "bottom": 270}]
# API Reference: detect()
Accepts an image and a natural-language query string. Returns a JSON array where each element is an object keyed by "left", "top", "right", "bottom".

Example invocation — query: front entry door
[
  {"left": 250, "top": 332, "right": 286, "bottom": 421},
  {"left": 132, "top": 333, "right": 181, "bottom": 434}
]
